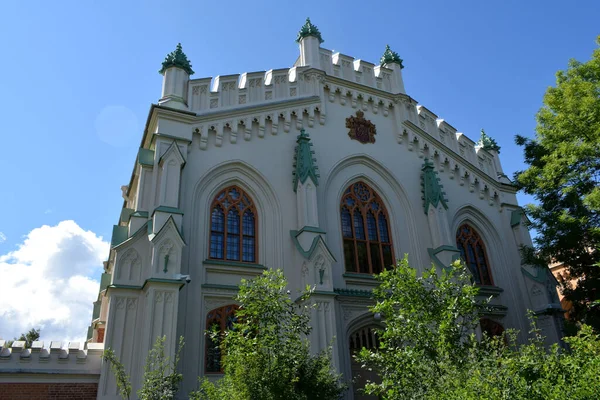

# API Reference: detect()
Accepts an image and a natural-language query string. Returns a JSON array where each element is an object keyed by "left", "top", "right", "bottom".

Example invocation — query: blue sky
[{"left": 0, "top": 1, "right": 598, "bottom": 339}]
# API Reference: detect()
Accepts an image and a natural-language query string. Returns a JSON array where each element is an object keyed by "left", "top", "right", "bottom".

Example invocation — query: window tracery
[
  {"left": 341, "top": 182, "right": 394, "bottom": 274},
  {"left": 456, "top": 224, "right": 494, "bottom": 285},
  {"left": 209, "top": 186, "right": 257, "bottom": 263},
  {"left": 205, "top": 304, "right": 239, "bottom": 373}
]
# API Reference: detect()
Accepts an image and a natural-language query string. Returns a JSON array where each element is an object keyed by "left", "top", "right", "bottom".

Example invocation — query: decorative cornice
[
  {"left": 296, "top": 18, "right": 324, "bottom": 44},
  {"left": 421, "top": 158, "right": 448, "bottom": 214},
  {"left": 159, "top": 43, "right": 194, "bottom": 75},
  {"left": 380, "top": 45, "right": 404, "bottom": 69},
  {"left": 477, "top": 129, "right": 500, "bottom": 153},
  {"left": 293, "top": 129, "right": 320, "bottom": 191}
]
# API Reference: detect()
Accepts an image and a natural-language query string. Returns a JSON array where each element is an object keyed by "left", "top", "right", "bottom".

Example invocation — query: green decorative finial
[
  {"left": 296, "top": 18, "right": 324, "bottom": 44},
  {"left": 421, "top": 159, "right": 448, "bottom": 214},
  {"left": 478, "top": 129, "right": 501, "bottom": 153},
  {"left": 159, "top": 43, "right": 194, "bottom": 75},
  {"left": 380, "top": 44, "right": 404, "bottom": 69},
  {"left": 293, "top": 129, "right": 320, "bottom": 192}
]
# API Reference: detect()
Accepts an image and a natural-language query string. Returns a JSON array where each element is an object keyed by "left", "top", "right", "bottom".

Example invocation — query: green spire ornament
[
  {"left": 159, "top": 43, "right": 194, "bottom": 75},
  {"left": 293, "top": 129, "right": 320, "bottom": 192},
  {"left": 380, "top": 44, "right": 404, "bottom": 69},
  {"left": 477, "top": 129, "right": 501, "bottom": 153},
  {"left": 421, "top": 159, "right": 448, "bottom": 214},
  {"left": 296, "top": 18, "right": 324, "bottom": 44}
]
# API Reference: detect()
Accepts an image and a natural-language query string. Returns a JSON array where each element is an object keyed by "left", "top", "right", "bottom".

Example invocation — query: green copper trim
[
  {"left": 159, "top": 43, "right": 194, "bottom": 75},
  {"left": 293, "top": 129, "right": 320, "bottom": 192},
  {"left": 108, "top": 283, "right": 143, "bottom": 290},
  {"left": 380, "top": 44, "right": 404, "bottom": 69},
  {"left": 113, "top": 221, "right": 150, "bottom": 250},
  {"left": 521, "top": 266, "right": 550, "bottom": 284},
  {"left": 201, "top": 283, "right": 239, "bottom": 291},
  {"left": 99, "top": 273, "right": 112, "bottom": 292},
  {"left": 87, "top": 326, "right": 93, "bottom": 341},
  {"left": 510, "top": 209, "right": 524, "bottom": 227},
  {"left": 296, "top": 226, "right": 326, "bottom": 235},
  {"left": 313, "top": 290, "right": 337, "bottom": 296},
  {"left": 333, "top": 288, "right": 373, "bottom": 298},
  {"left": 111, "top": 225, "right": 129, "bottom": 248},
  {"left": 120, "top": 208, "right": 134, "bottom": 224},
  {"left": 343, "top": 273, "right": 376, "bottom": 280},
  {"left": 138, "top": 148, "right": 155, "bottom": 167},
  {"left": 152, "top": 206, "right": 184, "bottom": 216},
  {"left": 132, "top": 210, "right": 149, "bottom": 218},
  {"left": 92, "top": 301, "right": 101, "bottom": 321},
  {"left": 296, "top": 17, "right": 324, "bottom": 44},
  {"left": 290, "top": 230, "right": 337, "bottom": 262},
  {"left": 427, "top": 245, "right": 461, "bottom": 271},
  {"left": 421, "top": 159, "right": 448, "bottom": 214},
  {"left": 142, "top": 278, "right": 185, "bottom": 291},
  {"left": 203, "top": 259, "right": 267, "bottom": 270},
  {"left": 478, "top": 303, "right": 508, "bottom": 317},
  {"left": 477, "top": 129, "right": 500, "bottom": 153},
  {"left": 476, "top": 285, "right": 504, "bottom": 297}
]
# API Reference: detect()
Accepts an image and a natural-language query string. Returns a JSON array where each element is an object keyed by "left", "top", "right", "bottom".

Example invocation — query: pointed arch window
[
  {"left": 456, "top": 224, "right": 494, "bottom": 285},
  {"left": 341, "top": 182, "right": 394, "bottom": 274},
  {"left": 205, "top": 304, "right": 239, "bottom": 373},
  {"left": 209, "top": 186, "right": 257, "bottom": 263}
]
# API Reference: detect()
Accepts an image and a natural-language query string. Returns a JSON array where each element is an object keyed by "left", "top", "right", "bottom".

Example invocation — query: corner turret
[
  {"left": 297, "top": 18, "right": 323, "bottom": 69},
  {"left": 380, "top": 44, "right": 406, "bottom": 94},
  {"left": 159, "top": 43, "right": 194, "bottom": 110}
]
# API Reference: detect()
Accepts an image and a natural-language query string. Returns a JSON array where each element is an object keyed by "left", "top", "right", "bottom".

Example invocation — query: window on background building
[
  {"left": 456, "top": 224, "right": 494, "bottom": 286},
  {"left": 340, "top": 182, "right": 394, "bottom": 274},
  {"left": 205, "top": 304, "right": 239, "bottom": 373},
  {"left": 209, "top": 186, "right": 257, "bottom": 263}
]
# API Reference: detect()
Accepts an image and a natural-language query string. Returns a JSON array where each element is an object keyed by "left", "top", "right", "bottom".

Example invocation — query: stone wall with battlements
[{"left": 0, "top": 340, "right": 102, "bottom": 390}]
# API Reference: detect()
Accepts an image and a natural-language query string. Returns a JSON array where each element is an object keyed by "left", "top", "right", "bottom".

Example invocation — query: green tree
[
  {"left": 514, "top": 35, "right": 600, "bottom": 330},
  {"left": 192, "top": 269, "right": 346, "bottom": 400},
  {"left": 5, "top": 328, "right": 41, "bottom": 348},
  {"left": 356, "top": 255, "right": 482, "bottom": 399},
  {"left": 357, "top": 256, "right": 600, "bottom": 400},
  {"left": 102, "top": 335, "right": 184, "bottom": 400}
]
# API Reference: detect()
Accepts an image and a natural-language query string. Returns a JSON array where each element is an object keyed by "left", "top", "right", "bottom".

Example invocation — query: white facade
[{"left": 81, "top": 21, "right": 564, "bottom": 400}]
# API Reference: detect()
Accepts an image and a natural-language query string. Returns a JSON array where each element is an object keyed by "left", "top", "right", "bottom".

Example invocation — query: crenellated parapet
[{"left": 0, "top": 340, "right": 103, "bottom": 374}]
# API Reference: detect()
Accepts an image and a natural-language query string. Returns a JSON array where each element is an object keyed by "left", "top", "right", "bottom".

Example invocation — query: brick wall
[{"left": 0, "top": 383, "right": 98, "bottom": 400}]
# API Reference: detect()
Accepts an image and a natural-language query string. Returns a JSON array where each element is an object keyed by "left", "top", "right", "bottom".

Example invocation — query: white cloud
[
  {"left": 0, "top": 232, "right": 6, "bottom": 243},
  {"left": 0, "top": 221, "right": 109, "bottom": 343}
]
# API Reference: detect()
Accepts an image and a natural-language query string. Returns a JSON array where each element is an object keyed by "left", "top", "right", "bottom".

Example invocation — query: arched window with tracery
[
  {"left": 209, "top": 186, "right": 257, "bottom": 263},
  {"left": 205, "top": 304, "right": 239, "bottom": 373},
  {"left": 341, "top": 182, "right": 394, "bottom": 274},
  {"left": 456, "top": 224, "right": 494, "bottom": 286},
  {"left": 480, "top": 318, "right": 505, "bottom": 338}
]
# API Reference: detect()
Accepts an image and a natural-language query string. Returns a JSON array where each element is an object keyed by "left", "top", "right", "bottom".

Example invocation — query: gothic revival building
[{"left": 0, "top": 19, "right": 563, "bottom": 400}]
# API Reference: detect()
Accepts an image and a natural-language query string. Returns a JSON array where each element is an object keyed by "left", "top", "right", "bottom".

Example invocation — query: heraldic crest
[{"left": 346, "top": 110, "right": 376, "bottom": 144}]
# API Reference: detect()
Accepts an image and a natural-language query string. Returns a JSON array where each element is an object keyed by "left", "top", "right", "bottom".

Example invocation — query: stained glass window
[
  {"left": 456, "top": 224, "right": 494, "bottom": 286},
  {"left": 210, "top": 186, "right": 257, "bottom": 263},
  {"left": 205, "top": 304, "right": 239, "bottom": 373},
  {"left": 340, "top": 182, "right": 394, "bottom": 274}
]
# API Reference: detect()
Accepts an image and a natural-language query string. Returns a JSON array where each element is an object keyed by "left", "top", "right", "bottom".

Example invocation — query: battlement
[{"left": 0, "top": 340, "right": 103, "bottom": 375}]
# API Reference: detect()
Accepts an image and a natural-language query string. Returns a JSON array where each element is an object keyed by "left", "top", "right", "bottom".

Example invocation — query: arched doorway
[{"left": 348, "top": 325, "right": 381, "bottom": 400}]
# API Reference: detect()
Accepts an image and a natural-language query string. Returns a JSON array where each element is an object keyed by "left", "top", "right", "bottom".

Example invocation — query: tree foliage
[
  {"left": 514, "top": 35, "right": 600, "bottom": 330},
  {"left": 191, "top": 269, "right": 345, "bottom": 400},
  {"left": 102, "top": 335, "right": 184, "bottom": 400},
  {"left": 358, "top": 256, "right": 600, "bottom": 400}
]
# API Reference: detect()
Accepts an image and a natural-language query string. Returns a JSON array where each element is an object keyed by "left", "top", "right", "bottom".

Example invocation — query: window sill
[
  {"left": 476, "top": 285, "right": 504, "bottom": 297},
  {"left": 343, "top": 273, "right": 379, "bottom": 287}
]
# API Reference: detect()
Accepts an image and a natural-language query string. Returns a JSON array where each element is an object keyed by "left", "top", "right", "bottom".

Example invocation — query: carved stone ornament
[{"left": 346, "top": 110, "right": 376, "bottom": 144}]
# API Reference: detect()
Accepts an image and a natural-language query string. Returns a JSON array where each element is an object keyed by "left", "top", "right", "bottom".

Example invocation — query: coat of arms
[{"left": 346, "top": 110, "right": 376, "bottom": 144}]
